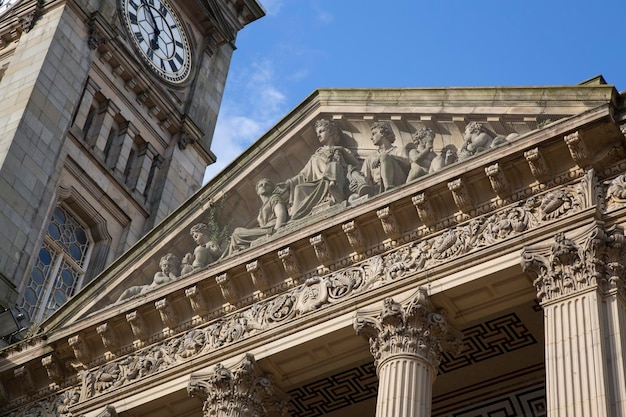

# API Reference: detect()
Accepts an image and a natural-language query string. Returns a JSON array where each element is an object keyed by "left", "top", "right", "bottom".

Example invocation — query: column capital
[
  {"left": 354, "top": 288, "right": 461, "bottom": 372},
  {"left": 521, "top": 222, "right": 626, "bottom": 303},
  {"left": 188, "top": 353, "right": 289, "bottom": 417}
]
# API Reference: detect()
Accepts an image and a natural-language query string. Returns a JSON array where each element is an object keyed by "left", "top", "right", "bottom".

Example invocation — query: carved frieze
[
  {"left": 73, "top": 180, "right": 593, "bottom": 403},
  {"left": 188, "top": 353, "right": 289, "bottom": 417},
  {"left": 354, "top": 288, "right": 461, "bottom": 370}
]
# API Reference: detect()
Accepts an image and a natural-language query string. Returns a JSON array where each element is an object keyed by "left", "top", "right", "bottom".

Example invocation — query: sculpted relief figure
[
  {"left": 180, "top": 223, "right": 222, "bottom": 275},
  {"left": 430, "top": 144, "right": 458, "bottom": 173},
  {"left": 220, "top": 178, "right": 288, "bottom": 259},
  {"left": 406, "top": 127, "right": 437, "bottom": 182},
  {"left": 361, "top": 121, "right": 410, "bottom": 193},
  {"left": 117, "top": 253, "right": 180, "bottom": 301},
  {"left": 276, "top": 119, "right": 362, "bottom": 220},
  {"left": 459, "top": 122, "right": 509, "bottom": 160}
]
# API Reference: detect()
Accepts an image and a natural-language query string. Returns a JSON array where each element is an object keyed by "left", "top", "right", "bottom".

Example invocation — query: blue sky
[{"left": 203, "top": 0, "right": 626, "bottom": 183}]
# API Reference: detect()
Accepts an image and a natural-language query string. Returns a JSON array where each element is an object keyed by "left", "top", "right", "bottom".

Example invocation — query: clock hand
[{"left": 139, "top": 0, "right": 160, "bottom": 50}]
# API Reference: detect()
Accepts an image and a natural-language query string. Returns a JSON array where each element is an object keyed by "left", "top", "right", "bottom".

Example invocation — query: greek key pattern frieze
[{"left": 439, "top": 313, "right": 537, "bottom": 373}]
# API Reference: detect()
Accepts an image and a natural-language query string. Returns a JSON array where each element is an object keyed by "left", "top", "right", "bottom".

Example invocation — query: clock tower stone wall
[{"left": 0, "top": 0, "right": 264, "bottom": 319}]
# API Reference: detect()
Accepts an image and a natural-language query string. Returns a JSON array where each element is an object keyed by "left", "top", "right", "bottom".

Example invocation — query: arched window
[{"left": 21, "top": 206, "right": 93, "bottom": 323}]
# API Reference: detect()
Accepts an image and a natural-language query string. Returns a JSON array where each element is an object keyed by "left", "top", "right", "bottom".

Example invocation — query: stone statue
[
  {"left": 361, "top": 121, "right": 410, "bottom": 192},
  {"left": 429, "top": 144, "right": 458, "bottom": 173},
  {"left": 406, "top": 127, "right": 437, "bottom": 183},
  {"left": 117, "top": 253, "right": 180, "bottom": 301},
  {"left": 181, "top": 223, "right": 222, "bottom": 275},
  {"left": 459, "top": 122, "right": 508, "bottom": 160},
  {"left": 220, "top": 178, "right": 288, "bottom": 259},
  {"left": 276, "top": 119, "right": 362, "bottom": 220}
]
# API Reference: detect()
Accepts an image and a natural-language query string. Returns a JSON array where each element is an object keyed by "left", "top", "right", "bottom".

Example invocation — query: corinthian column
[
  {"left": 522, "top": 223, "right": 626, "bottom": 417},
  {"left": 354, "top": 288, "right": 460, "bottom": 417},
  {"left": 188, "top": 353, "right": 289, "bottom": 417}
]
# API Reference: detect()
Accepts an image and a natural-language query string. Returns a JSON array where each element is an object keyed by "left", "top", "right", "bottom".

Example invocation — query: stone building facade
[
  {"left": 0, "top": 0, "right": 264, "bottom": 324},
  {"left": 1, "top": 77, "right": 626, "bottom": 417}
]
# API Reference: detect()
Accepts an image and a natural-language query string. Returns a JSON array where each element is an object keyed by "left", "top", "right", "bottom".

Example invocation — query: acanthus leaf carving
[
  {"left": 188, "top": 353, "right": 289, "bottom": 417},
  {"left": 96, "top": 322, "right": 119, "bottom": 354},
  {"left": 14, "top": 366, "right": 34, "bottom": 395},
  {"left": 126, "top": 311, "right": 149, "bottom": 343},
  {"left": 521, "top": 223, "right": 607, "bottom": 303},
  {"left": 185, "top": 285, "right": 209, "bottom": 318},
  {"left": 68, "top": 333, "right": 92, "bottom": 369},
  {"left": 354, "top": 288, "right": 461, "bottom": 371},
  {"left": 156, "top": 298, "right": 179, "bottom": 331},
  {"left": 485, "top": 163, "right": 512, "bottom": 199}
]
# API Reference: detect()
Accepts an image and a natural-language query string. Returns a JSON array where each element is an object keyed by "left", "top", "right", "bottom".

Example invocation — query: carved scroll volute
[
  {"left": 342, "top": 220, "right": 367, "bottom": 257},
  {"left": 188, "top": 353, "right": 289, "bottom": 417},
  {"left": 14, "top": 366, "right": 35, "bottom": 395},
  {"left": 126, "top": 311, "right": 149, "bottom": 344},
  {"left": 185, "top": 285, "right": 209, "bottom": 318},
  {"left": 96, "top": 323, "right": 119, "bottom": 355},
  {"left": 156, "top": 298, "right": 179, "bottom": 331},
  {"left": 412, "top": 193, "right": 437, "bottom": 228},
  {"left": 564, "top": 131, "right": 591, "bottom": 168},
  {"left": 247, "top": 260, "right": 271, "bottom": 293},
  {"left": 354, "top": 288, "right": 462, "bottom": 371},
  {"left": 310, "top": 234, "right": 334, "bottom": 268},
  {"left": 485, "top": 163, "right": 511, "bottom": 200},
  {"left": 524, "top": 147, "right": 550, "bottom": 183},
  {"left": 42, "top": 354, "right": 65, "bottom": 384},
  {"left": 216, "top": 273, "right": 240, "bottom": 306},
  {"left": 448, "top": 178, "right": 473, "bottom": 214},
  {"left": 68, "top": 334, "right": 92, "bottom": 369},
  {"left": 376, "top": 206, "right": 402, "bottom": 240},
  {"left": 278, "top": 247, "right": 302, "bottom": 285}
]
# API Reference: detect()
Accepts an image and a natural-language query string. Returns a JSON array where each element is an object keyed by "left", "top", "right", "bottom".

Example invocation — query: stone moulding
[{"left": 49, "top": 176, "right": 595, "bottom": 409}]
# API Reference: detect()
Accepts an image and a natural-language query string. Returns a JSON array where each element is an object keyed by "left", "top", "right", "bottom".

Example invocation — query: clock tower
[{"left": 0, "top": 0, "right": 264, "bottom": 325}]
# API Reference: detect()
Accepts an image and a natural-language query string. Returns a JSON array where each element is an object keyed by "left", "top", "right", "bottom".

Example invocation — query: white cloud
[{"left": 203, "top": 59, "right": 289, "bottom": 184}]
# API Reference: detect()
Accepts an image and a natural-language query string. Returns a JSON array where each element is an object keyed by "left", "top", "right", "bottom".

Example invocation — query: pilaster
[
  {"left": 354, "top": 288, "right": 460, "bottom": 417},
  {"left": 522, "top": 223, "right": 626, "bottom": 417}
]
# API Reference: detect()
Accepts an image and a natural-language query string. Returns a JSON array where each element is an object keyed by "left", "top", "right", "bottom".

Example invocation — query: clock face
[
  {"left": 0, "top": 0, "right": 21, "bottom": 17},
  {"left": 121, "top": 0, "right": 192, "bottom": 84}
]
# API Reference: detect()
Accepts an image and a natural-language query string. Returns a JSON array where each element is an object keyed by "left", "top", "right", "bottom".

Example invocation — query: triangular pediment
[{"left": 38, "top": 82, "right": 621, "bottom": 334}]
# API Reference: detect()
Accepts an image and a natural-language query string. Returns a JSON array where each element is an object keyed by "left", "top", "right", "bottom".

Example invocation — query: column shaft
[{"left": 377, "top": 354, "right": 433, "bottom": 417}]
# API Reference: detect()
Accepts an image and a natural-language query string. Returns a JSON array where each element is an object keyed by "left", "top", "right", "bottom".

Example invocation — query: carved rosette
[
  {"left": 520, "top": 223, "right": 625, "bottom": 303},
  {"left": 188, "top": 353, "right": 288, "bottom": 417},
  {"left": 354, "top": 288, "right": 460, "bottom": 372}
]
